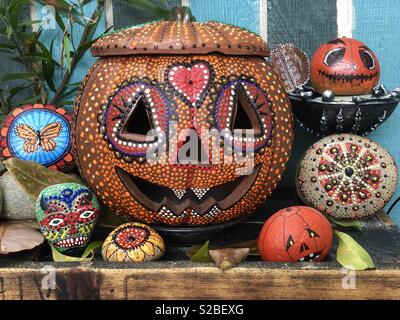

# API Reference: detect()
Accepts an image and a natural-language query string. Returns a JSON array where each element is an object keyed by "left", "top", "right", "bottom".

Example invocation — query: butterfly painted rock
[
  {"left": 0, "top": 104, "right": 75, "bottom": 172},
  {"left": 36, "top": 183, "right": 100, "bottom": 253}
]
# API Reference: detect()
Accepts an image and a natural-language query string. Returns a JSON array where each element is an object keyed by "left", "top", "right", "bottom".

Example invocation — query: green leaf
[
  {"left": 209, "top": 248, "right": 249, "bottom": 271},
  {"left": 2, "top": 72, "right": 34, "bottom": 81},
  {"left": 122, "top": 0, "right": 170, "bottom": 19},
  {"left": 82, "top": 240, "right": 103, "bottom": 258},
  {"left": 59, "top": 87, "right": 78, "bottom": 99},
  {"left": 18, "top": 20, "right": 42, "bottom": 27},
  {"left": 189, "top": 241, "right": 212, "bottom": 262},
  {"left": 330, "top": 218, "right": 362, "bottom": 231},
  {"left": 8, "top": 84, "right": 32, "bottom": 98},
  {"left": 335, "top": 230, "right": 375, "bottom": 271},
  {"left": 50, "top": 241, "right": 103, "bottom": 262},
  {"left": 19, "top": 94, "right": 43, "bottom": 104},
  {"left": 54, "top": 100, "right": 75, "bottom": 106},
  {"left": 63, "top": 35, "right": 71, "bottom": 72},
  {"left": 3, "top": 158, "right": 81, "bottom": 200}
]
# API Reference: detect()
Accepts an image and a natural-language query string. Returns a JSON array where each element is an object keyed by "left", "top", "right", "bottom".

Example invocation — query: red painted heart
[{"left": 167, "top": 62, "right": 211, "bottom": 107}]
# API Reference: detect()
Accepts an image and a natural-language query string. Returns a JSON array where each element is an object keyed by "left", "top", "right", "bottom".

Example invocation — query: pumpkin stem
[{"left": 169, "top": 6, "right": 196, "bottom": 22}]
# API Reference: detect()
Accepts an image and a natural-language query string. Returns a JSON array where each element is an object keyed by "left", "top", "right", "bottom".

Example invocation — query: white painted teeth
[
  {"left": 299, "top": 257, "right": 304, "bottom": 262},
  {"left": 172, "top": 189, "right": 186, "bottom": 199},
  {"left": 56, "top": 236, "right": 88, "bottom": 248},
  {"left": 191, "top": 188, "right": 210, "bottom": 200}
]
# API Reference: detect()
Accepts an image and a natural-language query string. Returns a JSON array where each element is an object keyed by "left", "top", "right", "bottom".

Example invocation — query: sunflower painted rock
[{"left": 102, "top": 222, "right": 165, "bottom": 262}]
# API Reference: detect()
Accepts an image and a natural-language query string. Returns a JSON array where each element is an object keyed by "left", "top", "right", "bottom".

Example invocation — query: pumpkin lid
[{"left": 91, "top": 7, "right": 269, "bottom": 57}]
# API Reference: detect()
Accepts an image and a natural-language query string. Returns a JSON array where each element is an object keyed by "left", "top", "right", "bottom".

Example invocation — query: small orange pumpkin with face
[
  {"left": 258, "top": 206, "right": 333, "bottom": 262},
  {"left": 310, "top": 37, "right": 380, "bottom": 95}
]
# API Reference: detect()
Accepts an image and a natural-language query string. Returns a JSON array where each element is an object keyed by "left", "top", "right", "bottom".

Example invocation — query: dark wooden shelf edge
[{"left": 1, "top": 261, "right": 400, "bottom": 300}]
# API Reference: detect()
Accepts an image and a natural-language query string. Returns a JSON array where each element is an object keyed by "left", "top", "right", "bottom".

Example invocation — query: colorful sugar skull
[
  {"left": 0, "top": 104, "right": 75, "bottom": 172},
  {"left": 36, "top": 183, "right": 100, "bottom": 252},
  {"left": 102, "top": 222, "right": 165, "bottom": 262},
  {"left": 310, "top": 37, "right": 380, "bottom": 95},
  {"left": 73, "top": 9, "right": 293, "bottom": 227},
  {"left": 297, "top": 134, "right": 398, "bottom": 220},
  {"left": 258, "top": 206, "right": 333, "bottom": 262}
]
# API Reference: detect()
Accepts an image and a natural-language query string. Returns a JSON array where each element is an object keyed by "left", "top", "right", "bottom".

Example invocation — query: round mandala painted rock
[
  {"left": 297, "top": 134, "right": 398, "bottom": 220},
  {"left": 1, "top": 104, "right": 75, "bottom": 172},
  {"left": 36, "top": 183, "right": 100, "bottom": 253},
  {"left": 258, "top": 206, "right": 333, "bottom": 262},
  {"left": 102, "top": 223, "right": 165, "bottom": 262}
]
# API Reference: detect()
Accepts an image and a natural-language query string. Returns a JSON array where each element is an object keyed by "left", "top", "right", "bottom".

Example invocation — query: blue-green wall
[{"left": 353, "top": 0, "right": 400, "bottom": 224}]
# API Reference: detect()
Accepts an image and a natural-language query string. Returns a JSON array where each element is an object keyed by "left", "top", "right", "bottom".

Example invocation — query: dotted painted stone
[
  {"left": 102, "top": 222, "right": 165, "bottom": 262},
  {"left": 297, "top": 134, "right": 398, "bottom": 220},
  {"left": 73, "top": 18, "right": 294, "bottom": 227},
  {"left": 1, "top": 104, "right": 75, "bottom": 172},
  {"left": 35, "top": 183, "right": 100, "bottom": 253},
  {"left": 258, "top": 206, "right": 333, "bottom": 262}
]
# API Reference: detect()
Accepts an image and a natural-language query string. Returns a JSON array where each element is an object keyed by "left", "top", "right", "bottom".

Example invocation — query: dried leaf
[
  {"left": 209, "top": 248, "right": 249, "bottom": 271},
  {"left": 0, "top": 222, "right": 44, "bottom": 254},
  {"left": 3, "top": 158, "right": 80, "bottom": 199},
  {"left": 189, "top": 241, "right": 212, "bottom": 262},
  {"left": 50, "top": 241, "right": 103, "bottom": 262},
  {"left": 335, "top": 230, "right": 375, "bottom": 271},
  {"left": 270, "top": 43, "right": 310, "bottom": 93},
  {"left": 226, "top": 239, "right": 259, "bottom": 255},
  {"left": 330, "top": 218, "right": 362, "bottom": 231}
]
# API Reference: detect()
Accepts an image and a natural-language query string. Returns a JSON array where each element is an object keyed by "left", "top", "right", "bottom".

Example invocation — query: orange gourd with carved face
[
  {"left": 258, "top": 206, "right": 333, "bottom": 262},
  {"left": 73, "top": 10, "right": 293, "bottom": 227},
  {"left": 310, "top": 37, "right": 380, "bottom": 95}
]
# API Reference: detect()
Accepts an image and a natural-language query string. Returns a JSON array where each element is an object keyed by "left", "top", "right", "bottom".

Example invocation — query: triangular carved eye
[
  {"left": 231, "top": 85, "right": 262, "bottom": 135},
  {"left": 120, "top": 95, "right": 154, "bottom": 141},
  {"left": 286, "top": 235, "right": 295, "bottom": 251}
]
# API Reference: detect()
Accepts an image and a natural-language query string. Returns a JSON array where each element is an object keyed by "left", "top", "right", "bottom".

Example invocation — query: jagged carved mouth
[
  {"left": 116, "top": 164, "right": 261, "bottom": 217},
  {"left": 318, "top": 70, "right": 378, "bottom": 83}
]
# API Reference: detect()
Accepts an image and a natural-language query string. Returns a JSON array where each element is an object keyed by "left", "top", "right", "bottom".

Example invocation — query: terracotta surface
[
  {"left": 74, "top": 21, "right": 293, "bottom": 227},
  {"left": 91, "top": 21, "right": 269, "bottom": 57},
  {"left": 310, "top": 37, "right": 380, "bottom": 95},
  {"left": 258, "top": 206, "right": 333, "bottom": 262}
]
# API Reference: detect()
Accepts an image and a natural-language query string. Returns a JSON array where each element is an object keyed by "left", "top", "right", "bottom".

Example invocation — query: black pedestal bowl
[{"left": 289, "top": 86, "right": 400, "bottom": 137}]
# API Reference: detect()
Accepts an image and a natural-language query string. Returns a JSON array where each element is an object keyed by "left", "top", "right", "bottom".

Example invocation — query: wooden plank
[
  {"left": 267, "top": 0, "right": 337, "bottom": 57},
  {"left": 111, "top": 0, "right": 180, "bottom": 30},
  {"left": 337, "top": 0, "right": 354, "bottom": 37},
  {"left": 266, "top": 0, "right": 338, "bottom": 188},
  {"left": 1, "top": 262, "right": 400, "bottom": 300}
]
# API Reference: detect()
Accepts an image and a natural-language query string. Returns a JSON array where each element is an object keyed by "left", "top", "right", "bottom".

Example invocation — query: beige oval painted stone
[
  {"left": 102, "top": 222, "right": 165, "bottom": 262},
  {"left": 297, "top": 134, "right": 398, "bottom": 220}
]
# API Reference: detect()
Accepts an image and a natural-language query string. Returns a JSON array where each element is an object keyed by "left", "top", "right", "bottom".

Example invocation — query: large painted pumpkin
[
  {"left": 73, "top": 9, "right": 293, "bottom": 226},
  {"left": 258, "top": 206, "right": 333, "bottom": 262},
  {"left": 310, "top": 37, "right": 380, "bottom": 95}
]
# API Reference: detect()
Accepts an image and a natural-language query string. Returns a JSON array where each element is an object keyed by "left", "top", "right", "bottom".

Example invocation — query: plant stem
[
  {"left": 51, "top": 0, "right": 104, "bottom": 105},
  {"left": 9, "top": 34, "right": 46, "bottom": 102}
]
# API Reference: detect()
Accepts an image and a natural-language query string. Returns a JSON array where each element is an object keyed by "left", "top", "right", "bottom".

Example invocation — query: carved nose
[
  {"left": 177, "top": 128, "right": 209, "bottom": 165},
  {"left": 300, "top": 242, "right": 310, "bottom": 253}
]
